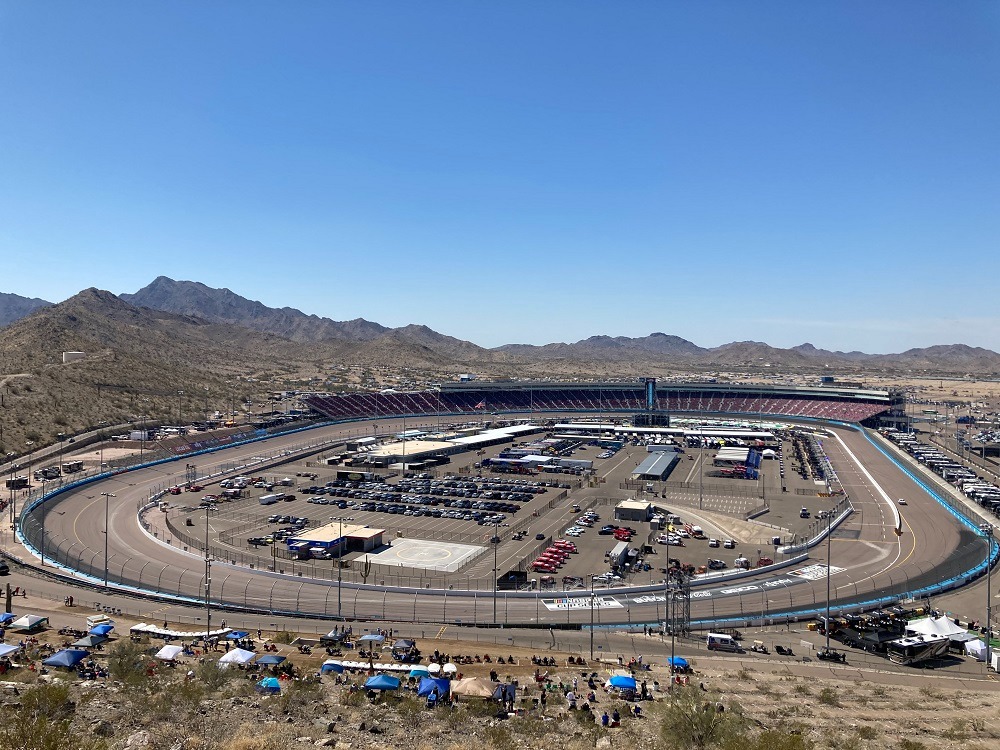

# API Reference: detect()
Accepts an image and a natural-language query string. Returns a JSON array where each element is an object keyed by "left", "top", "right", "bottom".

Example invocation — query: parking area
[{"left": 170, "top": 419, "right": 855, "bottom": 589}]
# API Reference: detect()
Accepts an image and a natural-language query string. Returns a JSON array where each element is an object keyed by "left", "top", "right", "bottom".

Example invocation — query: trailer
[{"left": 259, "top": 493, "right": 286, "bottom": 506}]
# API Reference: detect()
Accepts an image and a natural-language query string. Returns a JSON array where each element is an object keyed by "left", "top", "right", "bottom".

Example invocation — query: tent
[
  {"left": 0, "top": 643, "right": 19, "bottom": 658},
  {"left": 364, "top": 674, "right": 401, "bottom": 691},
  {"left": 0, "top": 613, "right": 17, "bottom": 624},
  {"left": 441, "top": 662, "right": 458, "bottom": 674},
  {"left": 89, "top": 624, "right": 115, "bottom": 636},
  {"left": 42, "top": 649, "right": 89, "bottom": 668},
  {"left": 417, "top": 677, "right": 451, "bottom": 698},
  {"left": 667, "top": 656, "right": 690, "bottom": 669},
  {"left": 450, "top": 677, "right": 499, "bottom": 698},
  {"left": 71, "top": 634, "right": 108, "bottom": 648},
  {"left": 225, "top": 631, "right": 250, "bottom": 639},
  {"left": 966, "top": 639, "right": 988, "bottom": 661},
  {"left": 427, "top": 663, "right": 441, "bottom": 674},
  {"left": 408, "top": 665, "right": 430, "bottom": 677},
  {"left": 155, "top": 645, "right": 184, "bottom": 661},
  {"left": 358, "top": 634, "right": 385, "bottom": 644},
  {"left": 905, "top": 616, "right": 968, "bottom": 639},
  {"left": 10, "top": 614, "right": 48, "bottom": 632},
  {"left": 609, "top": 675, "right": 637, "bottom": 690},
  {"left": 218, "top": 648, "right": 256, "bottom": 667},
  {"left": 256, "top": 677, "right": 281, "bottom": 694},
  {"left": 393, "top": 639, "right": 416, "bottom": 650},
  {"left": 255, "top": 654, "right": 286, "bottom": 665},
  {"left": 321, "top": 660, "right": 344, "bottom": 674}
]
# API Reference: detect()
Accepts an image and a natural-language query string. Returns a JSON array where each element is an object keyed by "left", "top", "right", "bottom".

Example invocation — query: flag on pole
[{"left": 474, "top": 401, "right": 486, "bottom": 410}]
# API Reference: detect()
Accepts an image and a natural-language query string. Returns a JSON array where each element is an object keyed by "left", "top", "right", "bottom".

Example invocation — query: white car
[
  {"left": 708, "top": 538, "right": 720, "bottom": 548},
  {"left": 897, "top": 498, "right": 907, "bottom": 505}
]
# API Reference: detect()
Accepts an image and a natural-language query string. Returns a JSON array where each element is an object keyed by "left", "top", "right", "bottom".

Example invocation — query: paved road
[{"left": 12, "top": 416, "right": 981, "bottom": 627}]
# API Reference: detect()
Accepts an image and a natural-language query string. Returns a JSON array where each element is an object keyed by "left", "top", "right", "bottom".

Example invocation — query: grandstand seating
[{"left": 304, "top": 386, "right": 889, "bottom": 425}]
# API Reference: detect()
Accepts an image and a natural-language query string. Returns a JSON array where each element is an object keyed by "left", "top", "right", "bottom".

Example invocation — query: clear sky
[{"left": 1, "top": 2, "right": 997, "bottom": 353}]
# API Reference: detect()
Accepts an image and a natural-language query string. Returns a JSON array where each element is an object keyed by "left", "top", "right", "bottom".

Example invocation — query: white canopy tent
[
  {"left": 130, "top": 623, "right": 231, "bottom": 639},
  {"left": 905, "top": 616, "right": 968, "bottom": 639},
  {"left": 965, "top": 639, "right": 987, "bottom": 661},
  {"left": 218, "top": 648, "right": 256, "bottom": 667},
  {"left": 155, "top": 645, "right": 185, "bottom": 661}
]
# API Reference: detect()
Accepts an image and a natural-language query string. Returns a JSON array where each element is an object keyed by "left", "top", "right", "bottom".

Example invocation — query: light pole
[
  {"left": 6, "top": 453, "right": 15, "bottom": 528},
  {"left": 204, "top": 507, "right": 212, "bottom": 638},
  {"left": 57, "top": 432, "right": 66, "bottom": 474},
  {"left": 332, "top": 515, "right": 348, "bottom": 619},
  {"left": 40, "top": 478, "right": 48, "bottom": 565},
  {"left": 177, "top": 390, "right": 184, "bottom": 425},
  {"left": 589, "top": 584, "right": 596, "bottom": 659},
  {"left": 102, "top": 492, "right": 115, "bottom": 587},
  {"left": 824, "top": 510, "right": 833, "bottom": 655},
  {"left": 985, "top": 524, "right": 994, "bottom": 670},
  {"left": 493, "top": 517, "right": 500, "bottom": 624}
]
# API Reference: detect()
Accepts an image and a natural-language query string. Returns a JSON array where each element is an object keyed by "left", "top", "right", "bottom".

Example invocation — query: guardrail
[{"left": 10, "top": 413, "right": 999, "bottom": 627}]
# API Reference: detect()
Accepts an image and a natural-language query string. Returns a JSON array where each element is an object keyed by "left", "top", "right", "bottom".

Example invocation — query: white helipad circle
[
  {"left": 366, "top": 538, "right": 483, "bottom": 573},
  {"left": 392, "top": 546, "right": 452, "bottom": 563}
]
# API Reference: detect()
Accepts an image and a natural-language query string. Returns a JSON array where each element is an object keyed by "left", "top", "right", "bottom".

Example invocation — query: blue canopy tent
[
  {"left": 42, "top": 649, "right": 89, "bottom": 669},
  {"left": 408, "top": 665, "right": 430, "bottom": 677},
  {"left": 609, "top": 675, "right": 637, "bottom": 690},
  {"left": 225, "top": 631, "right": 250, "bottom": 639},
  {"left": 417, "top": 677, "right": 450, "bottom": 698},
  {"left": 255, "top": 677, "right": 281, "bottom": 694},
  {"left": 89, "top": 624, "right": 115, "bottom": 636},
  {"left": 255, "top": 654, "right": 286, "bottom": 666},
  {"left": 667, "top": 656, "right": 689, "bottom": 669},
  {"left": 0, "top": 613, "right": 17, "bottom": 625},
  {"left": 321, "top": 660, "right": 344, "bottom": 674},
  {"left": 364, "top": 674, "right": 401, "bottom": 691}
]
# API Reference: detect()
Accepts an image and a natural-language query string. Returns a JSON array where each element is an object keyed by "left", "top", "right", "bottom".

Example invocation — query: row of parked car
[{"left": 530, "top": 540, "right": 579, "bottom": 573}]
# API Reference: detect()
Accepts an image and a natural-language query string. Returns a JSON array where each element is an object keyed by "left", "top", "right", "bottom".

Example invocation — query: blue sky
[{"left": 1, "top": 2, "right": 997, "bottom": 352}]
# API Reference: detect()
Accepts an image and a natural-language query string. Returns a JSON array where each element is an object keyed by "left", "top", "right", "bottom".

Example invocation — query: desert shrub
[
  {"left": 277, "top": 678, "right": 322, "bottom": 713},
  {"left": 221, "top": 725, "right": 291, "bottom": 750},
  {"left": 196, "top": 658, "right": 234, "bottom": 691},
  {"left": 106, "top": 639, "right": 151, "bottom": 687},
  {"left": 898, "top": 740, "right": 926, "bottom": 750},
  {"left": 818, "top": 687, "right": 840, "bottom": 707},
  {"left": 660, "top": 688, "right": 745, "bottom": 749},
  {"left": 20, "top": 682, "right": 73, "bottom": 720},
  {"left": 482, "top": 725, "right": 515, "bottom": 750},
  {"left": 721, "top": 729, "right": 814, "bottom": 750},
  {"left": 856, "top": 726, "right": 878, "bottom": 740},
  {"left": 272, "top": 630, "right": 295, "bottom": 644},
  {"left": 0, "top": 711, "right": 105, "bottom": 750}
]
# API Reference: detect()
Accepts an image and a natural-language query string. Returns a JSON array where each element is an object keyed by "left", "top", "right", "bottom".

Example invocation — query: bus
[
  {"left": 4, "top": 476, "right": 28, "bottom": 490},
  {"left": 63, "top": 460, "right": 85, "bottom": 473}
]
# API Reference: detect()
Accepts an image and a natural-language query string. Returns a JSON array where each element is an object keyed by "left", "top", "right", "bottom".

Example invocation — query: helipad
[{"left": 365, "top": 538, "right": 483, "bottom": 573}]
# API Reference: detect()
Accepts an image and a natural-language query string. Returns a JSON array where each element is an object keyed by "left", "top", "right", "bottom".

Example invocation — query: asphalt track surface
[{"left": 20, "top": 416, "right": 980, "bottom": 627}]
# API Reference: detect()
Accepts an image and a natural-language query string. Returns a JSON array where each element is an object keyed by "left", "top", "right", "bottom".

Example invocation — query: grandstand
[{"left": 304, "top": 381, "right": 900, "bottom": 426}]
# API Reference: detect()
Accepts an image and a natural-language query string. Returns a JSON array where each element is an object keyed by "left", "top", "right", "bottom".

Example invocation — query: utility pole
[
  {"left": 205, "top": 508, "right": 212, "bottom": 638},
  {"left": 493, "top": 517, "right": 500, "bottom": 624},
  {"left": 102, "top": 492, "right": 115, "bottom": 587},
  {"left": 986, "top": 524, "right": 994, "bottom": 670}
]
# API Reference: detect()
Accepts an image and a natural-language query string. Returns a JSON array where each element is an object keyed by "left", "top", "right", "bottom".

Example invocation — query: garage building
[
  {"left": 631, "top": 450, "right": 680, "bottom": 481},
  {"left": 615, "top": 500, "right": 653, "bottom": 522}
]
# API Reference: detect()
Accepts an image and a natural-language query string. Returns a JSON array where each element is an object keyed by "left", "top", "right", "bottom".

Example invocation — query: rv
[{"left": 886, "top": 634, "right": 950, "bottom": 666}]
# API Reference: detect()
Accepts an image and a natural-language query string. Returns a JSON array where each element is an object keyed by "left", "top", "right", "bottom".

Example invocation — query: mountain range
[{"left": 1, "top": 276, "right": 999, "bottom": 375}]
